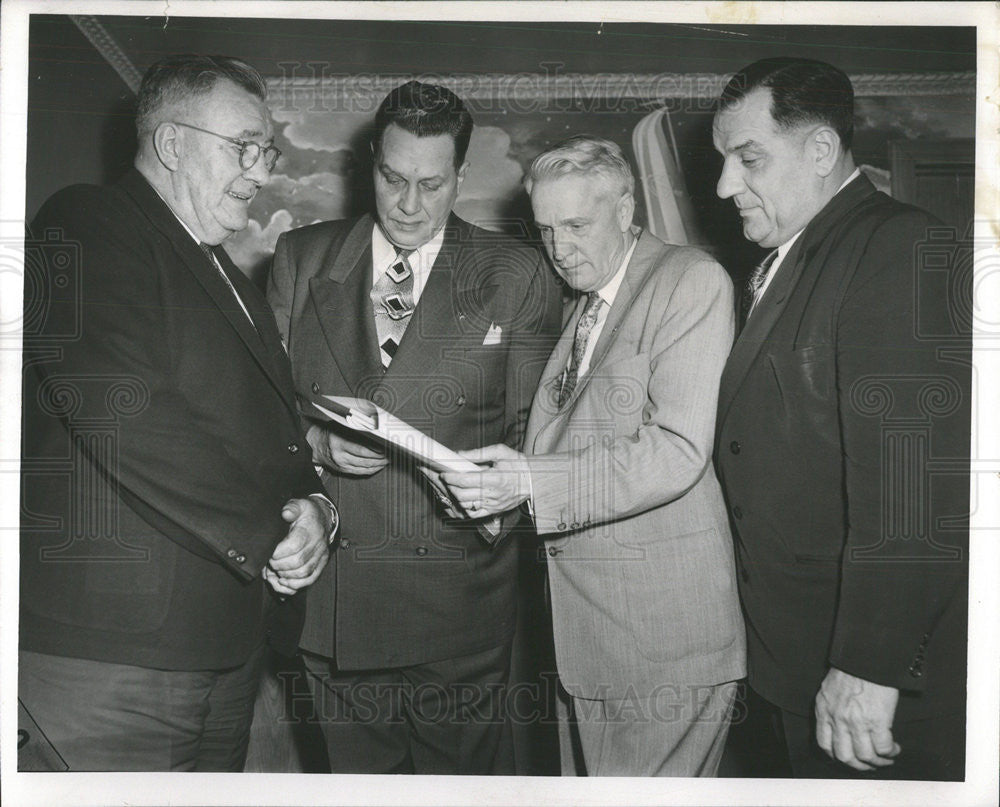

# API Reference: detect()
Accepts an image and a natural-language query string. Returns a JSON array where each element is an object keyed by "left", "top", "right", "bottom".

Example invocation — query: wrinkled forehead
[{"left": 190, "top": 80, "right": 274, "bottom": 140}]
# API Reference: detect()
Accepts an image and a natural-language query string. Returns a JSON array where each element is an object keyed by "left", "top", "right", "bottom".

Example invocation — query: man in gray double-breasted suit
[{"left": 437, "top": 136, "right": 745, "bottom": 776}]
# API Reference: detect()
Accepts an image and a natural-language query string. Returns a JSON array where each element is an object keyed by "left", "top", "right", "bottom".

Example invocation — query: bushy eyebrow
[
  {"left": 377, "top": 160, "right": 446, "bottom": 184},
  {"left": 726, "top": 139, "right": 761, "bottom": 154},
  {"left": 236, "top": 127, "right": 271, "bottom": 142},
  {"left": 535, "top": 216, "right": 590, "bottom": 228}
]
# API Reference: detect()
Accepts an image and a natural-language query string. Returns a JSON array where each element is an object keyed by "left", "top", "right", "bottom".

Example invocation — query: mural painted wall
[{"left": 225, "top": 85, "right": 975, "bottom": 285}]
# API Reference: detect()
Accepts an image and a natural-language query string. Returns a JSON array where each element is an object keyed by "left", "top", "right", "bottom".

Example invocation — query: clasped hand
[
  {"left": 262, "top": 496, "right": 335, "bottom": 596},
  {"left": 422, "top": 443, "right": 532, "bottom": 519},
  {"left": 815, "top": 667, "right": 901, "bottom": 771}
]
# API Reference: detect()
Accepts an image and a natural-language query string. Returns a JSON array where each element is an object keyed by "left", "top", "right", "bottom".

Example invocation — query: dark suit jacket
[
  {"left": 714, "top": 174, "right": 969, "bottom": 719},
  {"left": 20, "top": 169, "right": 323, "bottom": 670},
  {"left": 268, "top": 213, "right": 562, "bottom": 668}
]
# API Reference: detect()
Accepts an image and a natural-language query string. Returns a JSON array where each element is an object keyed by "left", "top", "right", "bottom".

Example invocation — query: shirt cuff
[{"left": 307, "top": 493, "right": 340, "bottom": 544}]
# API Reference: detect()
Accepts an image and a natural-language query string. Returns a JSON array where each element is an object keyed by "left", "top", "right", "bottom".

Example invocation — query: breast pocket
[{"left": 766, "top": 344, "right": 837, "bottom": 436}]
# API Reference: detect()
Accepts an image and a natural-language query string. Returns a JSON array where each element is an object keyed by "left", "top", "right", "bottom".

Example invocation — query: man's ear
[
  {"left": 617, "top": 192, "right": 636, "bottom": 232},
  {"left": 456, "top": 160, "right": 470, "bottom": 186},
  {"left": 812, "top": 126, "right": 842, "bottom": 178},
  {"left": 152, "top": 122, "right": 182, "bottom": 172}
]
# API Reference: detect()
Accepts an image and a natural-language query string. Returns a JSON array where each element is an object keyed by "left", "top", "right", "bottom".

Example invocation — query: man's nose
[
  {"left": 398, "top": 184, "right": 420, "bottom": 216},
  {"left": 716, "top": 159, "right": 743, "bottom": 200},
  {"left": 244, "top": 152, "right": 271, "bottom": 186},
  {"left": 550, "top": 235, "right": 572, "bottom": 264}
]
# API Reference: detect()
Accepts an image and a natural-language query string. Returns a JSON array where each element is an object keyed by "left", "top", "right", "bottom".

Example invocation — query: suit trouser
[
  {"left": 555, "top": 678, "right": 737, "bottom": 776},
  {"left": 724, "top": 684, "right": 966, "bottom": 781},
  {"left": 301, "top": 639, "right": 515, "bottom": 774},
  {"left": 18, "top": 645, "right": 264, "bottom": 771}
]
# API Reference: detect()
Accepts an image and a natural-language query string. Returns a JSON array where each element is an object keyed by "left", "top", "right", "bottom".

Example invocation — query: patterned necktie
[
  {"left": 200, "top": 242, "right": 257, "bottom": 331},
  {"left": 370, "top": 249, "right": 415, "bottom": 367},
  {"left": 558, "top": 291, "right": 605, "bottom": 409},
  {"left": 741, "top": 249, "right": 778, "bottom": 325}
]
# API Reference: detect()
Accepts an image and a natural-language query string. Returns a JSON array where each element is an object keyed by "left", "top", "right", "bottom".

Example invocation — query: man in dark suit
[
  {"left": 19, "top": 55, "right": 337, "bottom": 771},
  {"left": 712, "top": 58, "right": 969, "bottom": 780},
  {"left": 266, "top": 80, "right": 562, "bottom": 774}
]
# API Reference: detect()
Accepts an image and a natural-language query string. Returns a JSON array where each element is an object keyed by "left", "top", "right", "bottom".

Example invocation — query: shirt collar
[
  {"left": 372, "top": 221, "right": 446, "bottom": 277},
  {"left": 147, "top": 183, "right": 206, "bottom": 247},
  {"left": 595, "top": 226, "right": 640, "bottom": 306},
  {"left": 774, "top": 168, "right": 861, "bottom": 258}
]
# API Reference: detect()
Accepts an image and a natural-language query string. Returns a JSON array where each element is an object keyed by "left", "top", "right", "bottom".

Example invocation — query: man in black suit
[
  {"left": 267, "top": 81, "right": 562, "bottom": 774},
  {"left": 712, "top": 57, "right": 969, "bottom": 780},
  {"left": 19, "top": 54, "right": 337, "bottom": 771}
]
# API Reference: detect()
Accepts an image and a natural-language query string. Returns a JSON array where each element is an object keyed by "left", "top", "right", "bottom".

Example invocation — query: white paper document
[{"left": 310, "top": 395, "right": 480, "bottom": 474}]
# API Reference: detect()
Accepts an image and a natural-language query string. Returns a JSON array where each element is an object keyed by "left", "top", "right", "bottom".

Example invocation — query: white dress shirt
[
  {"left": 750, "top": 168, "right": 862, "bottom": 315},
  {"left": 570, "top": 227, "right": 640, "bottom": 379},
  {"left": 371, "top": 223, "right": 445, "bottom": 304},
  {"left": 157, "top": 196, "right": 257, "bottom": 327}
]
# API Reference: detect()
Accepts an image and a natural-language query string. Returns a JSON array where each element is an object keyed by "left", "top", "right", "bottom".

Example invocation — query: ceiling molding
[
  {"left": 267, "top": 71, "right": 975, "bottom": 110},
  {"left": 70, "top": 15, "right": 142, "bottom": 94}
]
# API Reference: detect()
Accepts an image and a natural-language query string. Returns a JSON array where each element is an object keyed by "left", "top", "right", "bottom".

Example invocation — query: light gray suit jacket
[{"left": 524, "top": 231, "right": 746, "bottom": 700}]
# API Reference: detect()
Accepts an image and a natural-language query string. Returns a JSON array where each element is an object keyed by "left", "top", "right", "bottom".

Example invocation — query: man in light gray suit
[{"left": 433, "top": 136, "right": 746, "bottom": 776}]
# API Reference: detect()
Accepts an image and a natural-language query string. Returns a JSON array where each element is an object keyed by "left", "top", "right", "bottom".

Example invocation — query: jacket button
[
  {"left": 226, "top": 548, "right": 237, "bottom": 558},
  {"left": 556, "top": 522, "right": 567, "bottom": 531},
  {"left": 288, "top": 442, "right": 299, "bottom": 454},
  {"left": 732, "top": 506, "right": 743, "bottom": 519},
  {"left": 311, "top": 381, "right": 321, "bottom": 394},
  {"left": 730, "top": 441, "right": 741, "bottom": 454},
  {"left": 456, "top": 395, "right": 467, "bottom": 406},
  {"left": 570, "top": 522, "right": 579, "bottom": 530},
  {"left": 340, "top": 539, "right": 351, "bottom": 550},
  {"left": 908, "top": 663, "right": 923, "bottom": 678},
  {"left": 548, "top": 546, "right": 562, "bottom": 557},
  {"left": 415, "top": 546, "right": 428, "bottom": 556},
  {"left": 235, "top": 554, "right": 246, "bottom": 564}
]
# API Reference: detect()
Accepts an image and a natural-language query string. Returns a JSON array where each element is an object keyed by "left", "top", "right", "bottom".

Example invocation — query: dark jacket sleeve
[
  {"left": 26, "top": 186, "right": 315, "bottom": 579},
  {"left": 828, "top": 208, "right": 970, "bottom": 692}
]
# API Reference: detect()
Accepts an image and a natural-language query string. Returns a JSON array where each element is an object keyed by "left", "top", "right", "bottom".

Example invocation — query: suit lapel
[
  {"left": 216, "top": 247, "right": 298, "bottom": 412},
  {"left": 378, "top": 217, "right": 496, "bottom": 396},
  {"left": 307, "top": 215, "right": 382, "bottom": 394},
  {"left": 525, "top": 294, "right": 583, "bottom": 454},
  {"left": 556, "top": 230, "right": 658, "bottom": 413},
  {"left": 716, "top": 174, "right": 878, "bottom": 430},
  {"left": 119, "top": 170, "right": 298, "bottom": 416},
  {"left": 575, "top": 231, "right": 658, "bottom": 397}
]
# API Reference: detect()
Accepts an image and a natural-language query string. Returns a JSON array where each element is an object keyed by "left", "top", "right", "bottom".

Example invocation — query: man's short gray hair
[
  {"left": 135, "top": 54, "right": 267, "bottom": 139},
  {"left": 525, "top": 135, "right": 635, "bottom": 198}
]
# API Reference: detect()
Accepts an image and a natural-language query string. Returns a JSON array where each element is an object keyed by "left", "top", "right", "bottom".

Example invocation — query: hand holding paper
[
  {"left": 306, "top": 422, "right": 388, "bottom": 477},
  {"left": 437, "top": 444, "right": 532, "bottom": 519},
  {"left": 309, "top": 395, "right": 480, "bottom": 473}
]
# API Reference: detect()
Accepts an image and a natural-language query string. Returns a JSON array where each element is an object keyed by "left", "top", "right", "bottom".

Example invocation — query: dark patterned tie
[
  {"left": 370, "top": 249, "right": 415, "bottom": 367},
  {"left": 558, "top": 291, "right": 605, "bottom": 409},
  {"left": 741, "top": 249, "right": 778, "bottom": 326}
]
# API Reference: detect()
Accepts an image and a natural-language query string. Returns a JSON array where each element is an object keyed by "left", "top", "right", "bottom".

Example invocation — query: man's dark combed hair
[
  {"left": 135, "top": 54, "right": 267, "bottom": 137},
  {"left": 719, "top": 57, "right": 855, "bottom": 151},
  {"left": 372, "top": 80, "right": 474, "bottom": 167}
]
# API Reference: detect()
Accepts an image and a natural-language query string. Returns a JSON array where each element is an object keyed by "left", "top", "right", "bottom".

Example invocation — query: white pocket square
[{"left": 482, "top": 323, "right": 503, "bottom": 346}]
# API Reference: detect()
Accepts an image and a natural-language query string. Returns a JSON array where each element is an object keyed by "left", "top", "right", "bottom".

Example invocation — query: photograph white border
[{"left": 1, "top": 2, "right": 997, "bottom": 805}]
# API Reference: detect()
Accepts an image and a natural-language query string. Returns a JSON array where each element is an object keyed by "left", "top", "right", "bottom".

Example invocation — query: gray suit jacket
[{"left": 524, "top": 231, "right": 746, "bottom": 700}]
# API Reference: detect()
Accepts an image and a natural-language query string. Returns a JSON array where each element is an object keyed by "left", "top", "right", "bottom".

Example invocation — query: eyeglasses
[{"left": 173, "top": 122, "right": 281, "bottom": 172}]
